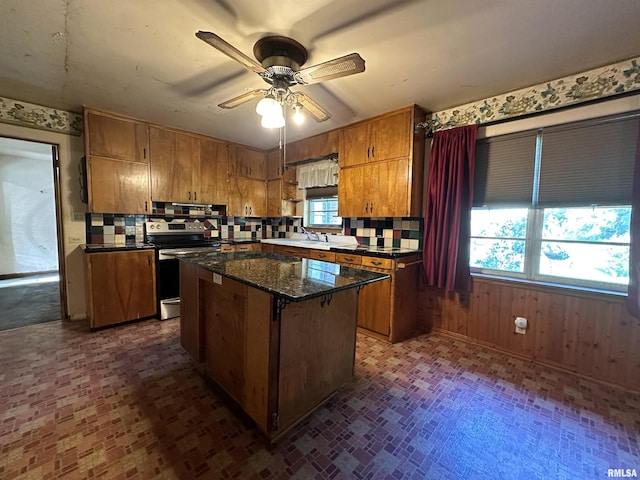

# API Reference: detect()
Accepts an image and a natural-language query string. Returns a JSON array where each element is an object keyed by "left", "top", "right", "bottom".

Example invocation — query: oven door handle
[{"left": 163, "top": 298, "right": 181, "bottom": 306}]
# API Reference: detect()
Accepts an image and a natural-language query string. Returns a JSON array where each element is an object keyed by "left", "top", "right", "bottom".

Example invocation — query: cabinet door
[
  {"left": 86, "top": 111, "right": 149, "bottom": 163},
  {"left": 86, "top": 249, "right": 156, "bottom": 328},
  {"left": 339, "top": 122, "right": 371, "bottom": 168},
  {"left": 266, "top": 149, "right": 282, "bottom": 179},
  {"left": 368, "top": 158, "right": 410, "bottom": 217},
  {"left": 266, "top": 179, "right": 283, "bottom": 217},
  {"left": 149, "top": 127, "right": 195, "bottom": 203},
  {"left": 371, "top": 109, "right": 412, "bottom": 162},
  {"left": 199, "top": 138, "right": 228, "bottom": 205},
  {"left": 358, "top": 274, "right": 392, "bottom": 336},
  {"left": 337, "top": 166, "right": 367, "bottom": 217},
  {"left": 180, "top": 261, "right": 201, "bottom": 362},
  {"left": 229, "top": 145, "right": 266, "bottom": 179},
  {"left": 289, "top": 130, "right": 339, "bottom": 163},
  {"left": 176, "top": 133, "right": 200, "bottom": 202},
  {"left": 88, "top": 157, "right": 150, "bottom": 214},
  {"left": 228, "top": 177, "right": 266, "bottom": 216}
]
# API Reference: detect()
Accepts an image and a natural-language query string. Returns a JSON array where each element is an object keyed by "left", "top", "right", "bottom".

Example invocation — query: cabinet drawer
[
  {"left": 308, "top": 250, "right": 336, "bottom": 262},
  {"left": 361, "top": 256, "right": 393, "bottom": 270},
  {"left": 272, "top": 245, "right": 310, "bottom": 257},
  {"left": 335, "top": 253, "right": 362, "bottom": 266},
  {"left": 236, "top": 243, "right": 260, "bottom": 252}
]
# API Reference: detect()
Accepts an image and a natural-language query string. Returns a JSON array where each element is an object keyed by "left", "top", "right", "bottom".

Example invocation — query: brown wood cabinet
[
  {"left": 339, "top": 108, "right": 413, "bottom": 167},
  {"left": 339, "top": 158, "right": 413, "bottom": 217},
  {"left": 338, "top": 105, "right": 426, "bottom": 218},
  {"left": 149, "top": 126, "right": 228, "bottom": 205},
  {"left": 228, "top": 145, "right": 266, "bottom": 180},
  {"left": 266, "top": 149, "right": 298, "bottom": 217},
  {"left": 180, "top": 261, "right": 358, "bottom": 441},
  {"left": 85, "top": 110, "right": 149, "bottom": 163},
  {"left": 84, "top": 109, "right": 152, "bottom": 214},
  {"left": 337, "top": 252, "right": 422, "bottom": 342},
  {"left": 265, "top": 246, "right": 422, "bottom": 343},
  {"left": 84, "top": 249, "right": 157, "bottom": 329},
  {"left": 228, "top": 176, "right": 266, "bottom": 217},
  {"left": 287, "top": 129, "right": 339, "bottom": 163}
]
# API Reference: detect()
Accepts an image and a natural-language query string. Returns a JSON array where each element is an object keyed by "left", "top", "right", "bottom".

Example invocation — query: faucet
[{"left": 300, "top": 226, "right": 319, "bottom": 241}]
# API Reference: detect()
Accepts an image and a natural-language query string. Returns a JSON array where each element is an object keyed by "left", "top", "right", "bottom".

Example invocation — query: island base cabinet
[{"left": 183, "top": 266, "right": 358, "bottom": 441}]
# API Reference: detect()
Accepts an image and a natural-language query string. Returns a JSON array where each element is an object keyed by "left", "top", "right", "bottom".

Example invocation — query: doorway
[{"left": 0, "top": 137, "right": 66, "bottom": 330}]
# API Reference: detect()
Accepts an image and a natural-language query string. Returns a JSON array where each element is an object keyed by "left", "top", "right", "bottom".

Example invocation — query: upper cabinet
[
  {"left": 228, "top": 145, "right": 265, "bottom": 180},
  {"left": 84, "top": 108, "right": 151, "bottom": 214},
  {"left": 339, "top": 108, "right": 414, "bottom": 168},
  {"left": 266, "top": 149, "right": 298, "bottom": 217},
  {"left": 227, "top": 145, "right": 266, "bottom": 216},
  {"left": 287, "top": 130, "right": 339, "bottom": 164},
  {"left": 86, "top": 110, "right": 150, "bottom": 163},
  {"left": 149, "top": 127, "right": 228, "bottom": 205},
  {"left": 338, "top": 105, "right": 427, "bottom": 218}
]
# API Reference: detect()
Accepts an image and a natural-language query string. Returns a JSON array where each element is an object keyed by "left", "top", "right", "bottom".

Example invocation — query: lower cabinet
[
  {"left": 264, "top": 245, "right": 422, "bottom": 343},
  {"left": 84, "top": 249, "right": 157, "bottom": 329},
  {"left": 179, "top": 261, "right": 358, "bottom": 441}
]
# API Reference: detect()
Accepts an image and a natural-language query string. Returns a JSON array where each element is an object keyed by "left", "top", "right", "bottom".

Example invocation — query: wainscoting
[{"left": 418, "top": 277, "right": 640, "bottom": 392}]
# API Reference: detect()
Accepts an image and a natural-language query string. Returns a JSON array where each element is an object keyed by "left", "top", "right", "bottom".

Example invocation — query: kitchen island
[{"left": 178, "top": 251, "right": 389, "bottom": 442}]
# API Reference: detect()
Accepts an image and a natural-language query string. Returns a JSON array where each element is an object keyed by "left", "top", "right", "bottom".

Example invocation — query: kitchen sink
[{"left": 261, "top": 238, "right": 333, "bottom": 251}]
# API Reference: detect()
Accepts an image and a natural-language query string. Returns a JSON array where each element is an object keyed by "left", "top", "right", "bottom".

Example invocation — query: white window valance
[{"left": 296, "top": 157, "right": 339, "bottom": 189}]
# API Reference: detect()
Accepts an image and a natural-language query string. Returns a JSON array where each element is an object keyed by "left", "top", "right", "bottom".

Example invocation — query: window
[
  {"left": 305, "top": 186, "right": 341, "bottom": 228},
  {"left": 470, "top": 113, "right": 638, "bottom": 292}
]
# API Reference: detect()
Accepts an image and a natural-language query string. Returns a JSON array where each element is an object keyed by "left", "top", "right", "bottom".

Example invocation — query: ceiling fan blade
[
  {"left": 196, "top": 31, "right": 265, "bottom": 74},
  {"left": 296, "top": 93, "right": 332, "bottom": 122},
  {"left": 218, "top": 90, "right": 265, "bottom": 109},
  {"left": 294, "top": 53, "right": 365, "bottom": 85}
]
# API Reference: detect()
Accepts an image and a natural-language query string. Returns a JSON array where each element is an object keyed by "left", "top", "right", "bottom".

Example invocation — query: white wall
[
  {"left": 0, "top": 123, "right": 87, "bottom": 319},
  {"left": 0, "top": 142, "right": 58, "bottom": 274}
]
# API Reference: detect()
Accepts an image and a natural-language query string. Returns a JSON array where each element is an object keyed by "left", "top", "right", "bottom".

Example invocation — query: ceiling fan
[{"left": 195, "top": 31, "right": 366, "bottom": 126}]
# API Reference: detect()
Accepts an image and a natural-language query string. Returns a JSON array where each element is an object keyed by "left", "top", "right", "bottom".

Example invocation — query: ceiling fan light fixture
[
  {"left": 261, "top": 109, "right": 285, "bottom": 128},
  {"left": 256, "top": 95, "right": 279, "bottom": 116},
  {"left": 293, "top": 103, "right": 304, "bottom": 125}
]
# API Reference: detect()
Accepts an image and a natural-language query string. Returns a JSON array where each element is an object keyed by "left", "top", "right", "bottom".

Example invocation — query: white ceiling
[{"left": 1, "top": 0, "right": 640, "bottom": 149}]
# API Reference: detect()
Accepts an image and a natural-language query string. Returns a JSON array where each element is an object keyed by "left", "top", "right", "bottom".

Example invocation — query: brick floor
[{"left": 0, "top": 318, "right": 638, "bottom": 479}]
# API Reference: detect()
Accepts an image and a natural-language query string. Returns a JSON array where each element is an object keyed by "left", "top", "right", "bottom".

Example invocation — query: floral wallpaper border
[
  {"left": 432, "top": 56, "right": 640, "bottom": 131},
  {"left": 0, "top": 97, "right": 83, "bottom": 136}
]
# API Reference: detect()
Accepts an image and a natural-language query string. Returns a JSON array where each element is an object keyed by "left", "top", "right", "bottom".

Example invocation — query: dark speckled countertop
[{"left": 179, "top": 251, "right": 389, "bottom": 302}]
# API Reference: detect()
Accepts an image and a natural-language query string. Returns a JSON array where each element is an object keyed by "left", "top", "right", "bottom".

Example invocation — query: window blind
[
  {"left": 537, "top": 116, "right": 639, "bottom": 207},
  {"left": 473, "top": 131, "right": 537, "bottom": 207}
]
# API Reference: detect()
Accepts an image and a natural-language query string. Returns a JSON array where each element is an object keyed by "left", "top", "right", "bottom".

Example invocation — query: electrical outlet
[
  {"left": 68, "top": 235, "right": 83, "bottom": 244},
  {"left": 515, "top": 326, "right": 526, "bottom": 335},
  {"left": 514, "top": 316, "right": 528, "bottom": 334}
]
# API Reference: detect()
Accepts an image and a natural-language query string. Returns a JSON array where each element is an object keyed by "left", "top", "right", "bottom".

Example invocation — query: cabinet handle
[
  {"left": 194, "top": 191, "right": 197, "bottom": 201},
  {"left": 372, "top": 146, "right": 375, "bottom": 158},
  {"left": 148, "top": 255, "right": 151, "bottom": 266},
  {"left": 370, "top": 202, "right": 373, "bottom": 213},
  {"left": 372, "top": 260, "right": 382, "bottom": 266},
  {"left": 245, "top": 206, "right": 248, "bottom": 214},
  {"left": 144, "top": 148, "right": 147, "bottom": 159},
  {"left": 144, "top": 201, "right": 148, "bottom": 212},
  {"left": 367, "top": 147, "right": 370, "bottom": 158},
  {"left": 365, "top": 202, "right": 369, "bottom": 213},
  {"left": 188, "top": 191, "right": 191, "bottom": 200}
]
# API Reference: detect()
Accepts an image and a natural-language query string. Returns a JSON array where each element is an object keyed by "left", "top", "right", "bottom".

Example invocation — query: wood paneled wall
[{"left": 418, "top": 277, "right": 640, "bottom": 391}]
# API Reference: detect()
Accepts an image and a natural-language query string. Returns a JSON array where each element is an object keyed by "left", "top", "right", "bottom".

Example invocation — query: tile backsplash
[
  {"left": 85, "top": 211, "right": 422, "bottom": 250},
  {"left": 343, "top": 217, "right": 422, "bottom": 250},
  {"left": 86, "top": 213, "right": 145, "bottom": 245}
]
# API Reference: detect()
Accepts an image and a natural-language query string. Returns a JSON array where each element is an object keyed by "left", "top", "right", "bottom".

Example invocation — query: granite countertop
[
  {"left": 179, "top": 251, "right": 389, "bottom": 302},
  {"left": 329, "top": 244, "right": 421, "bottom": 258},
  {"left": 82, "top": 243, "right": 155, "bottom": 253}
]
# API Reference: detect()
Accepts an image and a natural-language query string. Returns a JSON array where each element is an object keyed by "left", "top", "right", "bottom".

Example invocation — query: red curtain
[
  {"left": 628, "top": 123, "right": 640, "bottom": 317},
  {"left": 422, "top": 124, "right": 478, "bottom": 294}
]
